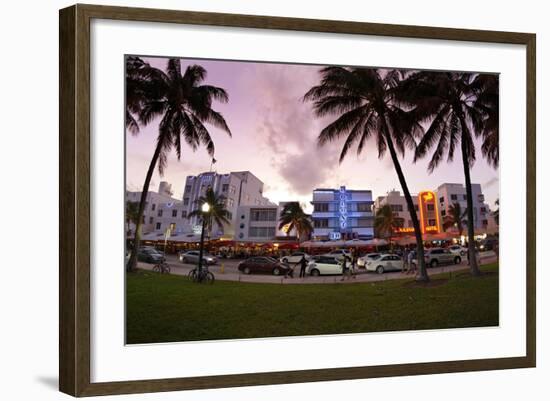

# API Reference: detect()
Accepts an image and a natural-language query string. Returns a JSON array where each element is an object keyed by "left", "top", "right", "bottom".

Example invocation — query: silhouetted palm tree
[
  {"left": 374, "top": 204, "right": 403, "bottom": 248},
  {"left": 473, "top": 75, "right": 499, "bottom": 168},
  {"left": 125, "top": 201, "right": 140, "bottom": 237},
  {"left": 403, "top": 71, "right": 496, "bottom": 276},
  {"left": 304, "top": 67, "right": 430, "bottom": 281},
  {"left": 443, "top": 202, "right": 467, "bottom": 237},
  {"left": 278, "top": 202, "right": 313, "bottom": 241},
  {"left": 188, "top": 187, "right": 232, "bottom": 239},
  {"left": 126, "top": 57, "right": 232, "bottom": 272},
  {"left": 493, "top": 199, "right": 499, "bottom": 226}
]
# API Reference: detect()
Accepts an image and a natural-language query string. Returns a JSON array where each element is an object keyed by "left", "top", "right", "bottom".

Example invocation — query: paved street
[{"left": 137, "top": 251, "right": 498, "bottom": 285}]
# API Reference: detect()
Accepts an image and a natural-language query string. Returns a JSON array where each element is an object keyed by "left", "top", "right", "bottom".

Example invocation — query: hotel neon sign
[{"left": 394, "top": 191, "right": 441, "bottom": 235}]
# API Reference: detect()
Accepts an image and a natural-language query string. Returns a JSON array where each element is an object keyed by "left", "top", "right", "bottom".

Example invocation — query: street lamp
[{"left": 197, "top": 202, "right": 210, "bottom": 276}]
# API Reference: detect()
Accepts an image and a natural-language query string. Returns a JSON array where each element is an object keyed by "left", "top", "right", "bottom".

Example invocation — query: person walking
[
  {"left": 298, "top": 254, "right": 308, "bottom": 278},
  {"left": 402, "top": 248, "right": 409, "bottom": 274},
  {"left": 340, "top": 254, "right": 352, "bottom": 281},
  {"left": 407, "top": 249, "right": 416, "bottom": 275}
]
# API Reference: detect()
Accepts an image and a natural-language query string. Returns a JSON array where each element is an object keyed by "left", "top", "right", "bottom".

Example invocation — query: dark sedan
[
  {"left": 238, "top": 257, "right": 293, "bottom": 276},
  {"left": 137, "top": 248, "right": 165, "bottom": 264}
]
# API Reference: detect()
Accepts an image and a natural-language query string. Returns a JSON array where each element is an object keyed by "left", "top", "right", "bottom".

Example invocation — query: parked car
[
  {"left": 280, "top": 252, "right": 311, "bottom": 264},
  {"left": 365, "top": 254, "right": 403, "bottom": 274},
  {"left": 137, "top": 248, "right": 165, "bottom": 264},
  {"left": 447, "top": 245, "right": 467, "bottom": 256},
  {"left": 322, "top": 249, "right": 351, "bottom": 260},
  {"left": 307, "top": 256, "right": 343, "bottom": 276},
  {"left": 179, "top": 250, "right": 217, "bottom": 265},
  {"left": 238, "top": 257, "right": 293, "bottom": 276},
  {"left": 357, "top": 253, "right": 381, "bottom": 267},
  {"left": 413, "top": 247, "right": 462, "bottom": 268}
]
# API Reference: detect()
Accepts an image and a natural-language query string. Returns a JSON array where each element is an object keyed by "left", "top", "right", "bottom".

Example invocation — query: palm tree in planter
[
  {"left": 443, "top": 202, "right": 467, "bottom": 237},
  {"left": 126, "top": 57, "right": 232, "bottom": 272},
  {"left": 374, "top": 204, "right": 403, "bottom": 250},
  {"left": 278, "top": 202, "right": 313, "bottom": 241},
  {"left": 401, "top": 71, "right": 496, "bottom": 276},
  {"left": 304, "top": 67, "right": 430, "bottom": 281},
  {"left": 188, "top": 187, "right": 232, "bottom": 240},
  {"left": 125, "top": 201, "right": 141, "bottom": 237}
]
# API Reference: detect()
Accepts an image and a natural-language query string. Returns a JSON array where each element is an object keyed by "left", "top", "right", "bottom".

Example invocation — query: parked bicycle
[
  {"left": 152, "top": 261, "right": 171, "bottom": 274},
  {"left": 188, "top": 266, "right": 215, "bottom": 284}
]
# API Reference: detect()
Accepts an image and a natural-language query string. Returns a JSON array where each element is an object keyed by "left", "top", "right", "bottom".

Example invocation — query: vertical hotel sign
[
  {"left": 339, "top": 186, "right": 348, "bottom": 231},
  {"left": 418, "top": 190, "right": 441, "bottom": 234}
]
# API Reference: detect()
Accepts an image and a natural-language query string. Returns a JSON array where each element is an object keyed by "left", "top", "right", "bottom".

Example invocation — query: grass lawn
[{"left": 126, "top": 263, "right": 499, "bottom": 344}]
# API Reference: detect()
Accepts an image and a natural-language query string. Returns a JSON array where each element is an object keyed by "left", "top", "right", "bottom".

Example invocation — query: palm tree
[
  {"left": 125, "top": 201, "right": 140, "bottom": 237},
  {"left": 443, "top": 202, "right": 467, "bottom": 237},
  {"left": 278, "top": 202, "right": 313, "bottom": 241},
  {"left": 303, "top": 67, "right": 430, "bottom": 281},
  {"left": 126, "top": 57, "right": 232, "bottom": 272},
  {"left": 374, "top": 204, "right": 403, "bottom": 248},
  {"left": 473, "top": 75, "right": 499, "bottom": 168},
  {"left": 188, "top": 187, "right": 232, "bottom": 239},
  {"left": 493, "top": 199, "right": 499, "bottom": 226},
  {"left": 403, "top": 71, "right": 496, "bottom": 276}
]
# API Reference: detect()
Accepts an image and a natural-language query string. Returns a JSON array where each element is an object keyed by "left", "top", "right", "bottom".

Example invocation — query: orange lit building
[{"left": 373, "top": 190, "right": 441, "bottom": 236}]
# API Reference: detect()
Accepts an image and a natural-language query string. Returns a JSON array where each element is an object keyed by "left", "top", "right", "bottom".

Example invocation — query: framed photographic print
[{"left": 59, "top": 4, "right": 536, "bottom": 397}]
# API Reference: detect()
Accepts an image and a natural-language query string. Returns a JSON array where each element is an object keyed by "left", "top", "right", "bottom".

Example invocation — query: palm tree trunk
[
  {"left": 459, "top": 124, "right": 482, "bottom": 276},
  {"left": 126, "top": 141, "right": 163, "bottom": 272},
  {"left": 381, "top": 119, "right": 429, "bottom": 281}
]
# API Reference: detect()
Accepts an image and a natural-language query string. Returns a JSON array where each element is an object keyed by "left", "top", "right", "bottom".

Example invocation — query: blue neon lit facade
[{"left": 311, "top": 186, "right": 374, "bottom": 241}]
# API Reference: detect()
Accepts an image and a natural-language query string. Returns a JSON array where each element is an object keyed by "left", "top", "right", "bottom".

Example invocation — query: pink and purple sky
[{"left": 126, "top": 57, "right": 499, "bottom": 213}]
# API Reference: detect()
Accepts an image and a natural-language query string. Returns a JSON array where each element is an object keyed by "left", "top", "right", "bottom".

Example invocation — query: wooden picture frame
[{"left": 59, "top": 3, "right": 536, "bottom": 397}]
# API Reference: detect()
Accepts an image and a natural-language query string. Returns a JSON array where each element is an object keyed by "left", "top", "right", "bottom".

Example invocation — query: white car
[
  {"left": 357, "top": 253, "right": 382, "bottom": 267},
  {"left": 307, "top": 256, "right": 343, "bottom": 276},
  {"left": 322, "top": 249, "right": 351, "bottom": 260},
  {"left": 447, "top": 245, "right": 467, "bottom": 256},
  {"left": 365, "top": 254, "right": 403, "bottom": 274},
  {"left": 280, "top": 252, "right": 311, "bottom": 264}
]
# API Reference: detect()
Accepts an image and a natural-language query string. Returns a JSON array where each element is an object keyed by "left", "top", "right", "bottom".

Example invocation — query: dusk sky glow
[{"left": 126, "top": 56, "right": 499, "bottom": 213}]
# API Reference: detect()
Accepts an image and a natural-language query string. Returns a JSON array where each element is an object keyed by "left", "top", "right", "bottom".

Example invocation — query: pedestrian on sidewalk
[
  {"left": 297, "top": 254, "right": 308, "bottom": 278},
  {"left": 407, "top": 249, "right": 416, "bottom": 275},
  {"left": 340, "top": 254, "right": 352, "bottom": 281},
  {"left": 402, "top": 248, "right": 409, "bottom": 274}
]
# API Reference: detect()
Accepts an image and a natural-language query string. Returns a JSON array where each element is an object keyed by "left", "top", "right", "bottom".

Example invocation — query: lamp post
[{"left": 197, "top": 202, "right": 210, "bottom": 275}]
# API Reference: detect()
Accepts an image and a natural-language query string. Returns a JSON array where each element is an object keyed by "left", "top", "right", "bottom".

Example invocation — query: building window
[
  {"left": 439, "top": 197, "right": 444, "bottom": 203},
  {"left": 248, "top": 226, "right": 276, "bottom": 238},
  {"left": 172, "top": 209, "right": 178, "bottom": 217},
  {"left": 390, "top": 204, "right": 403, "bottom": 212},
  {"left": 222, "top": 184, "right": 228, "bottom": 192},
  {"left": 463, "top": 194, "right": 467, "bottom": 201},
  {"left": 451, "top": 194, "right": 457, "bottom": 200},
  {"left": 314, "top": 219, "right": 329, "bottom": 228},
  {"left": 226, "top": 212, "right": 233, "bottom": 220},
  {"left": 181, "top": 210, "right": 187, "bottom": 218},
  {"left": 428, "top": 219, "right": 437, "bottom": 226},
  {"left": 441, "top": 210, "right": 446, "bottom": 216},
  {"left": 151, "top": 203, "right": 156, "bottom": 211},
  {"left": 480, "top": 207, "right": 487, "bottom": 213},
  {"left": 357, "top": 203, "right": 371, "bottom": 212},
  {"left": 155, "top": 222, "right": 161, "bottom": 230},
  {"left": 314, "top": 203, "right": 329, "bottom": 212},
  {"left": 149, "top": 217, "right": 153, "bottom": 224},
  {"left": 229, "top": 185, "right": 236, "bottom": 195},
  {"left": 184, "top": 185, "right": 191, "bottom": 193},
  {"left": 227, "top": 198, "right": 235, "bottom": 208},
  {"left": 250, "top": 208, "right": 276, "bottom": 222},
  {"left": 157, "top": 209, "right": 163, "bottom": 217},
  {"left": 357, "top": 217, "right": 373, "bottom": 227},
  {"left": 427, "top": 204, "right": 435, "bottom": 211},
  {"left": 183, "top": 198, "right": 189, "bottom": 206},
  {"left": 482, "top": 219, "right": 488, "bottom": 226}
]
